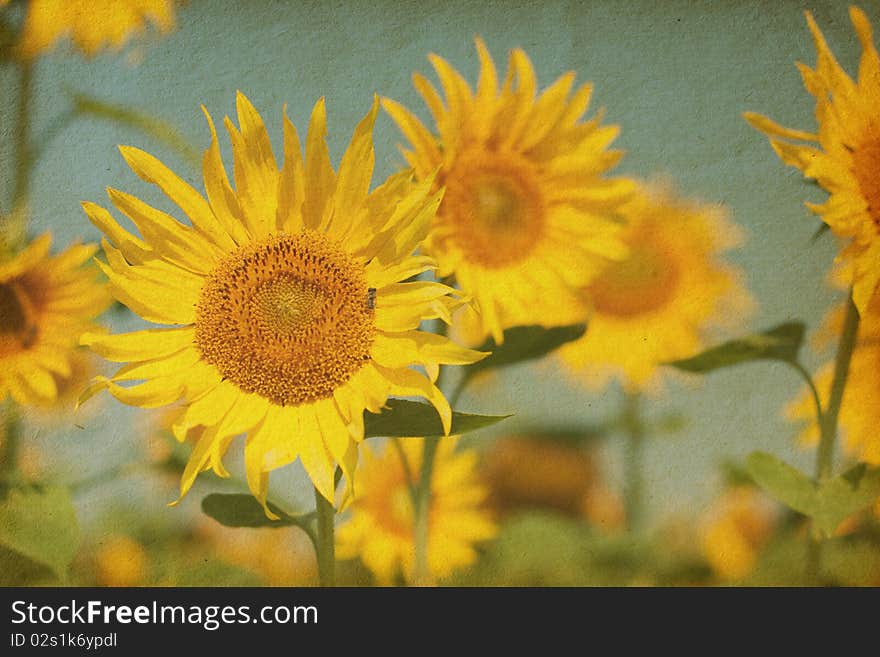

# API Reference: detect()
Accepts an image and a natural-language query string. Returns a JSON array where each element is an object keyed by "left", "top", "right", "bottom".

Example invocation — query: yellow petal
[
  {"left": 119, "top": 145, "right": 236, "bottom": 252},
  {"left": 81, "top": 327, "right": 194, "bottom": 362}
]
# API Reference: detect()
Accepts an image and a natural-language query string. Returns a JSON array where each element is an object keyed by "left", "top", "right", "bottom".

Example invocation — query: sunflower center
[
  {"left": 194, "top": 232, "right": 375, "bottom": 406},
  {"left": 0, "top": 282, "right": 36, "bottom": 355},
  {"left": 852, "top": 137, "right": 880, "bottom": 228},
  {"left": 442, "top": 152, "right": 545, "bottom": 268},
  {"left": 587, "top": 240, "right": 680, "bottom": 318}
]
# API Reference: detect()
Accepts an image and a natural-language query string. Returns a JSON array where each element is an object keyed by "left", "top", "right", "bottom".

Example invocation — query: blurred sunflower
[
  {"left": 785, "top": 288, "right": 880, "bottom": 465},
  {"left": 80, "top": 93, "right": 485, "bottom": 513},
  {"left": 558, "top": 184, "right": 754, "bottom": 392},
  {"left": 336, "top": 437, "right": 496, "bottom": 584},
  {"left": 744, "top": 7, "right": 880, "bottom": 313},
  {"left": 28, "top": 349, "right": 102, "bottom": 422},
  {"left": 383, "top": 39, "right": 632, "bottom": 343},
  {"left": 196, "top": 518, "right": 317, "bottom": 586},
  {"left": 0, "top": 234, "right": 110, "bottom": 406},
  {"left": 94, "top": 534, "right": 149, "bottom": 587},
  {"left": 17, "top": 0, "right": 175, "bottom": 58},
  {"left": 482, "top": 435, "right": 625, "bottom": 531},
  {"left": 701, "top": 486, "right": 778, "bottom": 582}
]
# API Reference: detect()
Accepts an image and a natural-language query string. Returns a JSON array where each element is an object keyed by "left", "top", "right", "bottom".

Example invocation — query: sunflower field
[{"left": 2, "top": 0, "right": 880, "bottom": 589}]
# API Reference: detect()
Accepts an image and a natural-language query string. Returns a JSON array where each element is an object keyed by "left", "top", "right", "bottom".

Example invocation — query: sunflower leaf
[
  {"left": 463, "top": 323, "right": 587, "bottom": 380},
  {"left": 665, "top": 322, "right": 806, "bottom": 373},
  {"left": 812, "top": 463, "right": 880, "bottom": 537},
  {"left": 201, "top": 494, "right": 309, "bottom": 529},
  {"left": 746, "top": 451, "right": 818, "bottom": 516},
  {"left": 364, "top": 399, "right": 509, "bottom": 438},
  {"left": 0, "top": 485, "right": 80, "bottom": 580}
]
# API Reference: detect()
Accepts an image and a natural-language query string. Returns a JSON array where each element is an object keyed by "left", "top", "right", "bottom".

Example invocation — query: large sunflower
[
  {"left": 80, "top": 93, "right": 484, "bottom": 512},
  {"left": 558, "top": 184, "right": 754, "bottom": 392},
  {"left": 335, "top": 437, "right": 496, "bottom": 584},
  {"left": 382, "top": 39, "right": 632, "bottom": 343},
  {"left": 0, "top": 233, "right": 110, "bottom": 407},
  {"left": 744, "top": 7, "right": 880, "bottom": 313},
  {"left": 17, "top": 0, "right": 175, "bottom": 58}
]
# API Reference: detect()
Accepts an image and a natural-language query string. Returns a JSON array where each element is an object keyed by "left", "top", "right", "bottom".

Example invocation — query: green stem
[
  {"left": 391, "top": 437, "right": 417, "bottom": 504},
  {"left": 792, "top": 361, "right": 823, "bottom": 431},
  {"left": 412, "top": 369, "right": 466, "bottom": 585},
  {"left": 6, "top": 61, "right": 34, "bottom": 248},
  {"left": 313, "top": 486, "right": 336, "bottom": 587},
  {"left": 12, "top": 61, "right": 34, "bottom": 209},
  {"left": 814, "top": 295, "right": 859, "bottom": 481},
  {"left": 0, "top": 400, "right": 21, "bottom": 480},
  {"left": 412, "top": 434, "right": 440, "bottom": 586},
  {"left": 622, "top": 390, "right": 645, "bottom": 532},
  {"left": 806, "top": 293, "right": 860, "bottom": 584}
]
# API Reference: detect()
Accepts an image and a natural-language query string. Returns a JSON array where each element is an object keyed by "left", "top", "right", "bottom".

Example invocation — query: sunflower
[
  {"left": 558, "top": 184, "right": 754, "bottom": 392},
  {"left": 335, "top": 437, "right": 496, "bottom": 584},
  {"left": 0, "top": 233, "right": 111, "bottom": 407},
  {"left": 701, "top": 486, "right": 778, "bottom": 582},
  {"left": 28, "top": 349, "right": 102, "bottom": 423},
  {"left": 17, "top": 0, "right": 175, "bottom": 58},
  {"left": 382, "top": 39, "right": 632, "bottom": 343},
  {"left": 80, "top": 93, "right": 485, "bottom": 512},
  {"left": 744, "top": 7, "right": 880, "bottom": 314},
  {"left": 482, "top": 435, "right": 597, "bottom": 517},
  {"left": 195, "top": 517, "right": 317, "bottom": 586},
  {"left": 785, "top": 290, "right": 880, "bottom": 465},
  {"left": 94, "top": 535, "right": 149, "bottom": 587}
]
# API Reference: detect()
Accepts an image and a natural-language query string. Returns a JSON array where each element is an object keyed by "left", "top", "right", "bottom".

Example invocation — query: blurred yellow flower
[
  {"left": 0, "top": 234, "right": 111, "bottom": 407},
  {"left": 482, "top": 435, "right": 625, "bottom": 531},
  {"left": 383, "top": 39, "right": 632, "bottom": 343},
  {"left": 559, "top": 184, "right": 754, "bottom": 392},
  {"left": 95, "top": 535, "right": 148, "bottom": 587},
  {"left": 785, "top": 292, "right": 880, "bottom": 465},
  {"left": 482, "top": 435, "right": 596, "bottom": 516},
  {"left": 336, "top": 438, "right": 496, "bottom": 584},
  {"left": 80, "top": 93, "right": 484, "bottom": 514},
  {"left": 196, "top": 518, "right": 317, "bottom": 586},
  {"left": 745, "top": 7, "right": 880, "bottom": 313},
  {"left": 30, "top": 349, "right": 99, "bottom": 412},
  {"left": 701, "top": 487, "right": 778, "bottom": 581},
  {"left": 18, "top": 0, "right": 175, "bottom": 58}
]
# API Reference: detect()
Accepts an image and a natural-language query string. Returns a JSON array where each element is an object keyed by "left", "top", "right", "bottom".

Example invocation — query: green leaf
[
  {"left": 719, "top": 460, "right": 757, "bottom": 488},
  {"left": 201, "top": 494, "right": 307, "bottom": 529},
  {"left": 746, "top": 451, "right": 817, "bottom": 516},
  {"left": 813, "top": 463, "right": 880, "bottom": 537},
  {"left": 364, "top": 399, "right": 509, "bottom": 438},
  {"left": 0, "top": 545, "right": 56, "bottom": 586},
  {"left": 463, "top": 323, "right": 587, "bottom": 381},
  {"left": 69, "top": 90, "right": 200, "bottom": 168},
  {"left": 746, "top": 454, "right": 880, "bottom": 537},
  {"left": 0, "top": 486, "right": 80, "bottom": 578},
  {"left": 666, "top": 322, "right": 806, "bottom": 373}
]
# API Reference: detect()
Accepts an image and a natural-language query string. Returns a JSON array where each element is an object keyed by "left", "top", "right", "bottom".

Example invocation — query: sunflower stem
[
  {"left": 3, "top": 61, "right": 33, "bottom": 247},
  {"left": 313, "top": 486, "right": 336, "bottom": 587},
  {"left": 412, "top": 434, "right": 440, "bottom": 586},
  {"left": 0, "top": 400, "right": 21, "bottom": 480},
  {"left": 622, "top": 390, "right": 646, "bottom": 532},
  {"left": 791, "top": 361, "right": 823, "bottom": 431},
  {"left": 412, "top": 365, "right": 466, "bottom": 586},
  {"left": 806, "top": 293, "right": 859, "bottom": 584}
]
